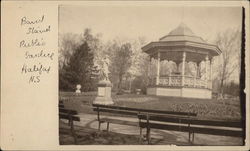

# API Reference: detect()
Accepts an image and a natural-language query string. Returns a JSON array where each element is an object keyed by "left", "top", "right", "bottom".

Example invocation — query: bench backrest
[
  {"left": 187, "top": 117, "right": 242, "bottom": 137},
  {"left": 59, "top": 100, "right": 64, "bottom": 108},
  {"left": 138, "top": 114, "right": 241, "bottom": 127},
  {"left": 59, "top": 101, "right": 80, "bottom": 122},
  {"left": 59, "top": 112, "right": 80, "bottom": 121},
  {"left": 92, "top": 104, "right": 197, "bottom": 117},
  {"left": 138, "top": 113, "right": 242, "bottom": 137},
  {"left": 59, "top": 108, "right": 78, "bottom": 115}
]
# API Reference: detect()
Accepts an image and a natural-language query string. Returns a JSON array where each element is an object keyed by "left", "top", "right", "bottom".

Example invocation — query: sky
[{"left": 59, "top": 5, "right": 242, "bottom": 44}]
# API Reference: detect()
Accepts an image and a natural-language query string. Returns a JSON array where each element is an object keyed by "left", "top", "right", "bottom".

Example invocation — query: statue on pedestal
[
  {"left": 93, "top": 55, "right": 113, "bottom": 105},
  {"left": 100, "top": 55, "right": 111, "bottom": 82}
]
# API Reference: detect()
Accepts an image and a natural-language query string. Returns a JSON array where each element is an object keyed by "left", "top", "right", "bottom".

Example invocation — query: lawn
[{"left": 59, "top": 91, "right": 242, "bottom": 120}]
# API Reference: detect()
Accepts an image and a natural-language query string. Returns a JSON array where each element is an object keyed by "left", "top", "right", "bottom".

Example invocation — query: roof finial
[{"left": 181, "top": 7, "right": 184, "bottom": 25}]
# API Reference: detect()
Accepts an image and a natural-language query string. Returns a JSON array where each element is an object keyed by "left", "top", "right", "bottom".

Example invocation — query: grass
[
  {"left": 60, "top": 121, "right": 143, "bottom": 145},
  {"left": 59, "top": 91, "right": 242, "bottom": 120}
]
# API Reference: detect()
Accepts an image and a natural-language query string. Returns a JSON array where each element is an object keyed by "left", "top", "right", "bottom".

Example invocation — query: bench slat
[
  {"left": 59, "top": 113, "right": 80, "bottom": 121},
  {"left": 191, "top": 126, "right": 243, "bottom": 137},
  {"left": 59, "top": 108, "right": 78, "bottom": 115},
  {"left": 93, "top": 104, "right": 196, "bottom": 116},
  {"left": 190, "top": 119, "right": 242, "bottom": 128},
  {"left": 138, "top": 114, "right": 242, "bottom": 128},
  {"left": 138, "top": 114, "right": 191, "bottom": 123},
  {"left": 93, "top": 108, "right": 138, "bottom": 116},
  {"left": 139, "top": 122, "right": 242, "bottom": 137},
  {"left": 100, "top": 118, "right": 139, "bottom": 126},
  {"left": 59, "top": 104, "right": 64, "bottom": 108}
]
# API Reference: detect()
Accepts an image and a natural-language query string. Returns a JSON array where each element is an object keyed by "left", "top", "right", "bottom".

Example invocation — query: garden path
[{"left": 62, "top": 113, "right": 242, "bottom": 145}]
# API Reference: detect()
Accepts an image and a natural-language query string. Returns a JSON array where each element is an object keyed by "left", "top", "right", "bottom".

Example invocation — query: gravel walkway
[{"left": 59, "top": 113, "right": 242, "bottom": 145}]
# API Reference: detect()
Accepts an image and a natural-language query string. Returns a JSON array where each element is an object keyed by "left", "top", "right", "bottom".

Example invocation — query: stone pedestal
[{"left": 93, "top": 80, "right": 114, "bottom": 105}]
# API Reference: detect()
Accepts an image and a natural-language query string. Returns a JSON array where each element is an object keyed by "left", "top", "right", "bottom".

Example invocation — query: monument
[{"left": 93, "top": 56, "right": 114, "bottom": 105}]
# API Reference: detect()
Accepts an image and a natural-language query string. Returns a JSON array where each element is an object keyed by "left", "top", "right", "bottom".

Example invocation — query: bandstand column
[
  {"left": 197, "top": 62, "right": 201, "bottom": 78},
  {"left": 156, "top": 51, "right": 161, "bottom": 85},
  {"left": 210, "top": 58, "right": 213, "bottom": 89},
  {"left": 169, "top": 62, "right": 172, "bottom": 85},
  {"left": 176, "top": 61, "right": 181, "bottom": 73},
  {"left": 205, "top": 55, "right": 209, "bottom": 88},
  {"left": 148, "top": 57, "right": 152, "bottom": 85},
  {"left": 194, "top": 62, "right": 197, "bottom": 87},
  {"left": 181, "top": 52, "right": 186, "bottom": 86}
]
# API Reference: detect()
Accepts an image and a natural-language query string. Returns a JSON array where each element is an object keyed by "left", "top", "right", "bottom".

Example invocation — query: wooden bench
[
  {"left": 138, "top": 113, "right": 242, "bottom": 144},
  {"left": 59, "top": 100, "right": 80, "bottom": 144},
  {"left": 184, "top": 117, "right": 243, "bottom": 143},
  {"left": 138, "top": 112, "right": 197, "bottom": 144},
  {"left": 92, "top": 104, "right": 196, "bottom": 144},
  {"left": 92, "top": 104, "right": 140, "bottom": 131}
]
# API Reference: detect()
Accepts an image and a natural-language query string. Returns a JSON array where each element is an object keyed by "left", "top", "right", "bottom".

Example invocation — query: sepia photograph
[{"left": 58, "top": 5, "right": 245, "bottom": 146}]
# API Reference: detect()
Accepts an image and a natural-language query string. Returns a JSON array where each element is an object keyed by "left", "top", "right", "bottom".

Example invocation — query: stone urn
[
  {"left": 136, "top": 89, "right": 141, "bottom": 95},
  {"left": 75, "top": 84, "right": 81, "bottom": 94},
  {"left": 93, "top": 80, "right": 114, "bottom": 105}
]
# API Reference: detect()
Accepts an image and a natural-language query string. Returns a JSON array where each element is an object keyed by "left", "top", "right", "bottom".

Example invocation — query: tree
[
  {"left": 223, "top": 81, "right": 240, "bottom": 96},
  {"left": 59, "top": 33, "right": 81, "bottom": 69},
  {"left": 59, "top": 28, "right": 104, "bottom": 91},
  {"left": 214, "top": 29, "right": 241, "bottom": 96},
  {"left": 59, "top": 41, "right": 96, "bottom": 91},
  {"left": 81, "top": 28, "right": 106, "bottom": 81},
  {"left": 109, "top": 42, "right": 133, "bottom": 92},
  {"left": 127, "top": 38, "right": 149, "bottom": 92},
  {"left": 107, "top": 37, "right": 149, "bottom": 93}
]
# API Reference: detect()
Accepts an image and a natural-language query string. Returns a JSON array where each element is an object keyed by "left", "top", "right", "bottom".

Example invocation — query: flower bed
[{"left": 59, "top": 92, "right": 242, "bottom": 120}]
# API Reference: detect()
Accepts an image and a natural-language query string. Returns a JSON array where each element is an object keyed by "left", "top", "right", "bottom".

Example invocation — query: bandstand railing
[
  {"left": 159, "top": 75, "right": 182, "bottom": 86},
  {"left": 149, "top": 75, "right": 211, "bottom": 89}
]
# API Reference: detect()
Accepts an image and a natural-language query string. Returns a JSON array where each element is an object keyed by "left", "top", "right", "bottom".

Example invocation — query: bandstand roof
[{"left": 142, "top": 23, "right": 221, "bottom": 62}]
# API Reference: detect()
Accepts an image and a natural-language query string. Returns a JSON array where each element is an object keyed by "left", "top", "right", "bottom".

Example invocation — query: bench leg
[
  {"left": 148, "top": 128, "right": 151, "bottom": 144},
  {"left": 139, "top": 127, "right": 142, "bottom": 144},
  {"left": 188, "top": 131, "right": 191, "bottom": 143},
  {"left": 188, "top": 131, "right": 195, "bottom": 144},
  {"left": 147, "top": 128, "right": 151, "bottom": 145},
  {"left": 98, "top": 121, "right": 101, "bottom": 131},
  {"left": 192, "top": 132, "right": 195, "bottom": 144},
  {"left": 70, "top": 120, "right": 77, "bottom": 144},
  {"left": 107, "top": 122, "right": 110, "bottom": 132},
  {"left": 72, "top": 131, "right": 77, "bottom": 145}
]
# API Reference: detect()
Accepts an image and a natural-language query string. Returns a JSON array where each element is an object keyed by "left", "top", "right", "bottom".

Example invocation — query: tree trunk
[
  {"left": 117, "top": 73, "right": 123, "bottom": 92},
  {"left": 220, "top": 78, "right": 224, "bottom": 98},
  {"left": 129, "top": 78, "right": 132, "bottom": 92}
]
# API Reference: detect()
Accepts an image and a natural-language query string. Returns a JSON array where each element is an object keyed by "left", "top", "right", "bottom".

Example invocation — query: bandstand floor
[{"left": 147, "top": 86, "right": 212, "bottom": 99}]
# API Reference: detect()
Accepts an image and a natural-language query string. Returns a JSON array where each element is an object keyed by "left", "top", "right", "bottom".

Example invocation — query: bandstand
[{"left": 142, "top": 23, "right": 221, "bottom": 99}]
